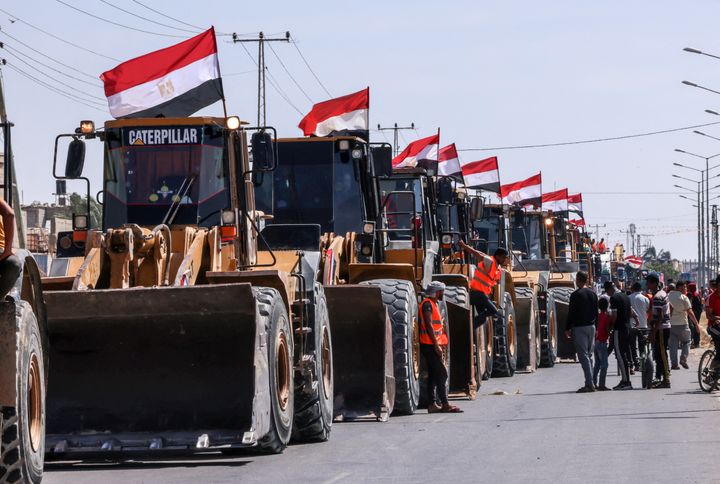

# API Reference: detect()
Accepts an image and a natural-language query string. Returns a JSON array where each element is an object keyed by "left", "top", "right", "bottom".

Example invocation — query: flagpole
[{"left": 210, "top": 26, "right": 229, "bottom": 120}]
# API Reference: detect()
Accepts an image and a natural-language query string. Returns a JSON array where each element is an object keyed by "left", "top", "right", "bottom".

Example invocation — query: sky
[{"left": 1, "top": 0, "right": 719, "bottom": 260}]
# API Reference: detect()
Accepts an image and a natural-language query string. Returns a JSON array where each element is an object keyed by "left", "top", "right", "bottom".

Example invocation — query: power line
[
  {"left": 2, "top": 51, "right": 106, "bottom": 102},
  {"left": 234, "top": 39, "right": 303, "bottom": 116},
  {"left": 266, "top": 41, "right": 313, "bottom": 104},
  {"left": 0, "top": 30, "right": 99, "bottom": 80},
  {"left": 1, "top": 42, "right": 102, "bottom": 88},
  {"left": 55, "top": 0, "right": 187, "bottom": 38},
  {"left": 290, "top": 36, "right": 331, "bottom": 98},
  {"left": 457, "top": 121, "right": 720, "bottom": 151},
  {"left": 129, "top": 0, "right": 240, "bottom": 37},
  {"left": 0, "top": 7, "right": 120, "bottom": 61},
  {"left": 98, "top": 0, "right": 202, "bottom": 35},
  {"left": 4, "top": 63, "right": 106, "bottom": 112}
]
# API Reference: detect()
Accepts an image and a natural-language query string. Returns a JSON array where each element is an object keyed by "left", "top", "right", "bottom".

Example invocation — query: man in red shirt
[{"left": 705, "top": 276, "right": 720, "bottom": 370}]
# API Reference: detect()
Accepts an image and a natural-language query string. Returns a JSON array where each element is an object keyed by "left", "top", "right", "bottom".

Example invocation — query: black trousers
[
  {"left": 0, "top": 254, "right": 21, "bottom": 298},
  {"left": 629, "top": 327, "right": 639, "bottom": 368},
  {"left": 614, "top": 326, "right": 631, "bottom": 383},
  {"left": 420, "top": 344, "right": 448, "bottom": 405},
  {"left": 470, "top": 290, "right": 499, "bottom": 328},
  {"left": 654, "top": 327, "right": 671, "bottom": 381}
]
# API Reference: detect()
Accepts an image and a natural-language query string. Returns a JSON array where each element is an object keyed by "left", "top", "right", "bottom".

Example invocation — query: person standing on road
[
  {"left": 419, "top": 281, "right": 462, "bottom": 414},
  {"left": 689, "top": 283, "right": 703, "bottom": 348},
  {"left": 593, "top": 297, "right": 611, "bottom": 391},
  {"left": 605, "top": 281, "right": 634, "bottom": 390},
  {"left": 459, "top": 241, "right": 507, "bottom": 328},
  {"left": 704, "top": 276, "right": 720, "bottom": 372},
  {"left": 629, "top": 282, "right": 650, "bottom": 371},
  {"left": 647, "top": 274, "right": 671, "bottom": 389},
  {"left": 668, "top": 281, "right": 700, "bottom": 370},
  {"left": 564, "top": 271, "right": 598, "bottom": 393}
]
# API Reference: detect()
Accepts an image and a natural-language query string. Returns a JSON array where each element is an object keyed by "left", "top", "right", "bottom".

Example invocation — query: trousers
[
  {"left": 572, "top": 325, "right": 595, "bottom": 387},
  {"left": 668, "top": 325, "right": 691, "bottom": 367},
  {"left": 593, "top": 341, "right": 609, "bottom": 387},
  {"left": 420, "top": 344, "right": 448, "bottom": 405},
  {"left": 654, "top": 327, "right": 671, "bottom": 382},
  {"left": 0, "top": 254, "right": 21, "bottom": 298},
  {"left": 470, "top": 290, "right": 499, "bottom": 328},
  {"left": 614, "top": 326, "right": 631, "bottom": 383}
]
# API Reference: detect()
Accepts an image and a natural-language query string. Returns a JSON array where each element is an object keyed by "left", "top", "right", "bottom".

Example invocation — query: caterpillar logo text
[{"left": 127, "top": 127, "right": 200, "bottom": 146}]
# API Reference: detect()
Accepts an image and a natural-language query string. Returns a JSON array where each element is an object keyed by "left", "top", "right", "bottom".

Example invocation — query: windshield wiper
[{"left": 162, "top": 176, "right": 195, "bottom": 226}]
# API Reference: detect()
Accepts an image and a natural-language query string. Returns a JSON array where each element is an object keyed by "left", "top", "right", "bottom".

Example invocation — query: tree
[
  {"left": 642, "top": 245, "right": 679, "bottom": 281},
  {"left": 69, "top": 192, "right": 101, "bottom": 229}
]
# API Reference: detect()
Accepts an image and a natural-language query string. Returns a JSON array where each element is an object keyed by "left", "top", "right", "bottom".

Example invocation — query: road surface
[{"left": 45, "top": 350, "right": 719, "bottom": 483}]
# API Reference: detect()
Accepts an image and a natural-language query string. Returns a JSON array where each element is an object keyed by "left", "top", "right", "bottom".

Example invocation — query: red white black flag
[
  {"left": 462, "top": 156, "right": 500, "bottom": 192},
  {"left": 392, "top": 133, "right": 440, "bottom": 169},
  {"left": 438, "top": 144, "right": 462, "bottom": 179},
  {"left": 542, "top": 188, "right": 569, "bottom": 213},
  {"left": 500, "top": 173, "right": 542, "bottom": 207},
  {"left": 101, "top": 27, "right": 223, "bottom": 119},
  {"left": 568, "top": 193, "right": 583, "bottom": 216},
  {"left": 298, "top": 88, "right": 369, "bottom": 137}
]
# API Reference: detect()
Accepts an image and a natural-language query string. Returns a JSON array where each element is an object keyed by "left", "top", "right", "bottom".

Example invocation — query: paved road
[{"left": 45, "top": 350, "right": 719, "bottom": 484}]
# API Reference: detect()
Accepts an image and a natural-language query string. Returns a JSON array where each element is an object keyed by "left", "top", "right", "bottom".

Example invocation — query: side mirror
[
  {"left": 65, "top": 139, "right": 86, "bottom": 179},
  {"left": 251, "top": 131, "right": 274, "bottom": 171},
  {"left": 469, "top": 197, "right": 483, "bottom": 221}
]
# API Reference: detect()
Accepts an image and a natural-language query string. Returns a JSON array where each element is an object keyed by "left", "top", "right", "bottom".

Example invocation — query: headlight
[
  {"left": 360, "top": 244, "right": 372, "bottom": 256},
  {"left": 339, "top": 140, "right": 350, "bottom": 151},
  {"left": 441, "top": 234, "right": 452, "bottom": 245},
  {"left": 80, "top": 120, "right": 95, "bottom": 135},
  {"left": 362, "top": 221, "right": 375, "bottom": 234},
  {"left": 221, "top": 209, "right": 236, "bottom": 225},
  {"left": 544, "top": 218, "right": 553, "bottom": 226},
  {"left": 73, "top": 214, "right": 88, "bottom": 230},
  {"left": 351, "top": 148, "right": 363, "bottom": 160},
  {"left": 226, "top": 116, "right": 241, "bottom": 130}
]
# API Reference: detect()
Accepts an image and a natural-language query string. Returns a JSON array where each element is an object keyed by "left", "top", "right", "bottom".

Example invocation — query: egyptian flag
[
  {"left": 101, "top": 27, "right": 224, "bottom": 119},
  {"left": 569, "top": 218, "right": 586, "bottom": 227},
  {"left": 500, "top": 172, "right": 542, "bottom": 208},
  {"left": 462, "top": 156, "right": 500, "bottom": 192},
  {"left": 392, "top": 133, "right": 440, "bottom": 169},
  {"left": 625, "top": 255, "right": 643, "bottom": 269},
  {"left": 568, "top": 193, "right": 584, "bottom": 217},
  {"left": 298, "top": 88, "right": 369, "bottom": 138},
  {"left": 438, "top": 144, "right": 462, "bottom": 179},
  {"left": 542, "top": 188, "right": 569, "bottom": 214}
]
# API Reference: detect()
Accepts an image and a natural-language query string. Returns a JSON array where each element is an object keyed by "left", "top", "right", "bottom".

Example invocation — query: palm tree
[{"left": 643, "top": 246, "right": 657, "bottom": 261}]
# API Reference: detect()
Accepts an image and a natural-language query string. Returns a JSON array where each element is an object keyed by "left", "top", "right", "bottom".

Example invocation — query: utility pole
[
  {"left": 0, "top": 62, "right": 25, "bottom": 249},
  {"left": 232, "top": 31, "right": 290, "bottom": 126},
  {"left": 377, "top": 123, "right": 415, "bottom": 157},
  {"left": 592, "top": 223, "right": 606, "bottom": 243},
  {"left": 629, "top": 223, "right": 636, "bottom": 254},
  {"left": 713, "top": 204, "right": 718, "bottom": 277}
]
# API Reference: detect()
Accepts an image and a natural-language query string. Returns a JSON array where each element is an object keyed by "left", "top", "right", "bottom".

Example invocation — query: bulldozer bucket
[
  {"left": 514, "top": 293, "right": 538, "bottom": 372},
  {"left": 43, "top": 283, "right": 271, "bottom": 455},
  {"left": 324, "top": 285, "right": 395, "bottom": 422},
  {"left": 446, "top": 301, "right": 476, "bottom": 398}
]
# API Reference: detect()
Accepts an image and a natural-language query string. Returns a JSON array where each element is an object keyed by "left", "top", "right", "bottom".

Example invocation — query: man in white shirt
[
  {"left": 668, "top": 280, "right": 700, "bottom": 369},
  {"left": 629, "top": 282, "right": 650, "bottom": 371}
]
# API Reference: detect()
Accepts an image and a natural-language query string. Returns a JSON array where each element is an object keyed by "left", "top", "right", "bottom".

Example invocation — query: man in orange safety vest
[{"left": 459, "top": 241, "right": 508, "bottom": 328}]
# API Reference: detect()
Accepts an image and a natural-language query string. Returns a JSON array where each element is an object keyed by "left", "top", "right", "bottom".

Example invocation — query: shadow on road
[
  {"left": 503, "top": 408, "right": 719, "bottom": 422},
  {"left": 44, "top": 455, "right": 252, "bottom": 473}
]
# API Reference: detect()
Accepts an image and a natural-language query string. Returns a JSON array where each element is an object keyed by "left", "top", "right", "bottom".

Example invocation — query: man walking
[
  {"left": 459, "top": 241, "right": 507, "bottom": 328},
  {"left": 419, "top": 281, "right": 462, "bottom": 413},
  {"left": 668, "top": 281, "right": 700, "bottom": 370},
  {"left": 629, "top": 282, "right": 650, "bottom": 370},
  {"left": 647, "top": 274, "right": 671, "bottom": 389},
  {"left": 605, "top": 281, "right": 634, "bottom": 390},
  {"left": 704, "top": 276, "right": 720, "bottom": 372},
  {"left": 564, "top": 271, "right": 598, "bottom": 393}
]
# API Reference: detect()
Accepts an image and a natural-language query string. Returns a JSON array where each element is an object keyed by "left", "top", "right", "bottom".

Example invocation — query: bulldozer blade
[
  {"left": 446, "top": 301, "right": 476, "bottom": 399},
  {"left": 43, "top": 283, "right": 271, "bottom": 455},
  {"left": 324, "top": 285, "right": 395, "bottom": 422}
]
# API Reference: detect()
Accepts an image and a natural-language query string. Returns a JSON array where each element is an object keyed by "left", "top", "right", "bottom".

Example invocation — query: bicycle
[
  {"left": 637, "top": 328, "right": 654, "bottom": 389},
  {"left": 698, "top": 348, "right": 720, "bottom": 393}
]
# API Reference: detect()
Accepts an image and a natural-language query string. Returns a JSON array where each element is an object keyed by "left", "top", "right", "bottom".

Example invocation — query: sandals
[{"left": 428, "top": 403, "right": 464, "bottom": 413}]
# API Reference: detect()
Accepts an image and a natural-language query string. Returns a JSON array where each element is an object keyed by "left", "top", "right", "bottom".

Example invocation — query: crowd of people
[{"left": 567, "top": 271, "right": 720, "bottom": 392}]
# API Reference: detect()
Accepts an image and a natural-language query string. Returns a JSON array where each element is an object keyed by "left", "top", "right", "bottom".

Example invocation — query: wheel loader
[
  {"left": 0, "top": 120, "right": 47, "bottom": 484},
  {"left": 39, "top": 116, "right": 334, "bottom": 457},
  {"left": 255, "top": 137, "right": 476, "bottom": 415}
]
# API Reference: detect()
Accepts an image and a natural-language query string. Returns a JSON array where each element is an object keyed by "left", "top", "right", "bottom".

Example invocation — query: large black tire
[
  {"left": 443, "top": 286, "right": 468, "bottom": 308},
  {"left": 362, "top": 279, "right": 419, "bottom": 415},
  {"left": 539, "top": 292, "right": 558, "bottom": 368},
  {"left": 1, "top": 301, "right": 45, "bottom": 484},
  {"left": 255, "top": 288, "right": 294, "bottom": 454},
  {"left": 514, "top": 286, "right": 540, "bottom": 371},
  {"left": 492, "top": 293, "right": 517, "bottom": 378},
  {"left": 292, "top": 284, "right": 333, "bottom": 443},
  {"left": 548, "top": 287, "right": 575, "bottom": 360}
]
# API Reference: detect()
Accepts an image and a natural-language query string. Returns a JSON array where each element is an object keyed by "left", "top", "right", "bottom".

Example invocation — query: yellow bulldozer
[{"left": 40, "top": 116, "right": 334, "bottom": 457}]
